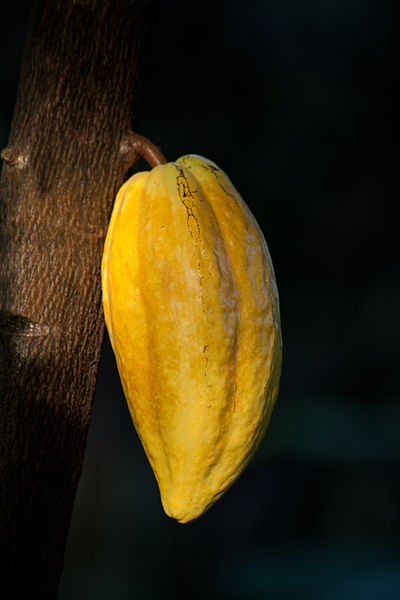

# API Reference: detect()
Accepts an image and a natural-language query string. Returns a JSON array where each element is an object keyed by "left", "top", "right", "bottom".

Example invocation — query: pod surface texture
[{"left": 102, "top": 155, "right": 282, "bottom": 523}]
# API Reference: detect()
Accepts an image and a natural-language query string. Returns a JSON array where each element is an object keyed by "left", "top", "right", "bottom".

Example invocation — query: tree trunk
[{"left": 0, "top": 0, "right": 157, "bottom": 596}]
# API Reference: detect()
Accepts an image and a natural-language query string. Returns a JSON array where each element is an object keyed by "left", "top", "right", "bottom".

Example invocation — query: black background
[{"left": 1, "top": 2, "right": 399, "bottom": 599}]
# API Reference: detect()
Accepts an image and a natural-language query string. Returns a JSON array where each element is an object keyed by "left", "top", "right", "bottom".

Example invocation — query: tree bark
[{"left": 0, "top": 0, "right": 157, "bottom": 596}]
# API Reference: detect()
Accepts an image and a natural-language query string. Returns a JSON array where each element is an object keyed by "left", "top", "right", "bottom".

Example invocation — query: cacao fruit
[{"left": 101, "top": 154, "right": 282, "bottom": 523}]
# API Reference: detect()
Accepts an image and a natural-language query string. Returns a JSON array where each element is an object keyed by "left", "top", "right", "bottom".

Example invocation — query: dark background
[{"left": 1, "top": 1, "right": 399, "bottom": 598}]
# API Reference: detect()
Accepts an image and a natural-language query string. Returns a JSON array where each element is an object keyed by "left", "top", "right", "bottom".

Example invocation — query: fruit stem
[{"left": 121, "top": 131, "right": 168, "bottom": 171}]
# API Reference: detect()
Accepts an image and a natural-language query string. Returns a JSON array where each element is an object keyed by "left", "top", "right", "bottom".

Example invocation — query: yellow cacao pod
[{"left": 101, "top": 154, "right": 282, "bottom": 523}]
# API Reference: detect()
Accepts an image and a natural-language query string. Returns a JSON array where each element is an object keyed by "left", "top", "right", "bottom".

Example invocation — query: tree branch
[{"left": 0, "top": 0, "right": 158, "bottom": 596}]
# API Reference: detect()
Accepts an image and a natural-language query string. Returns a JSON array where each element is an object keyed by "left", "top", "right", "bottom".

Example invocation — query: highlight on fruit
[{"left": 101, "top": 133, "right": 282, "bottom": 523}]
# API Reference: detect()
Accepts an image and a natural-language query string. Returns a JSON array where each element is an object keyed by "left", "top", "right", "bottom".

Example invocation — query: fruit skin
[{"left": 101, "top": 155, "right": 282, "bottom": 523}]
